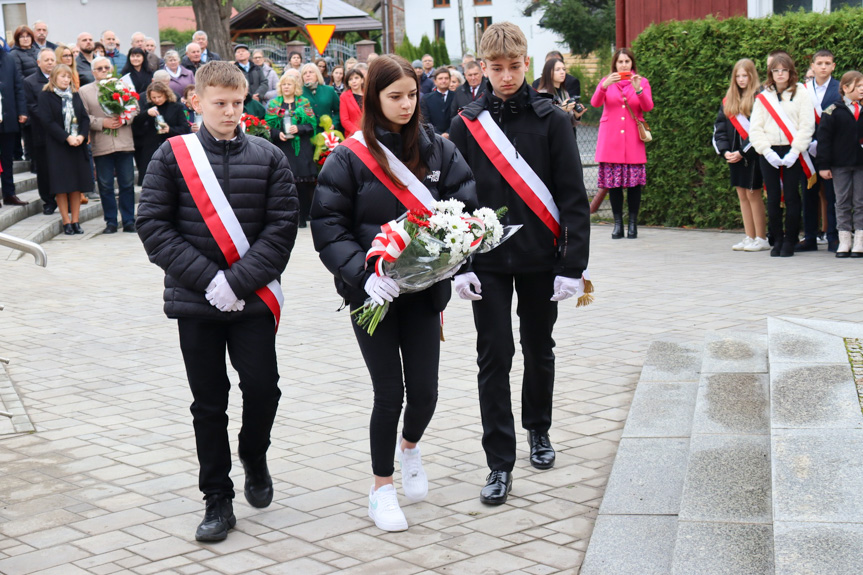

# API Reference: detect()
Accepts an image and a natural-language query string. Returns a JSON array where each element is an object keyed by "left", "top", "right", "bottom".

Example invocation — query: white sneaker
[
  {"left": 816, "top": 233, "right": 828, "bottom": 245},
  {"left": 744, "top": 237, "right": 770, "bottom": 251},
  {"left": 397, "top": 441, "right": 428, "bottom": 502},
  {"left": 368, "top": 484, "right": 408, "bottom": 532},
  {"left": 732, "top": 236, "right": 753, "bottom": 251}
]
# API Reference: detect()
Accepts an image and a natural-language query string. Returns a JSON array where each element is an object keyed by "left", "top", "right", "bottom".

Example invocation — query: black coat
[
  {"left": 712, "top": 104, "right": 759, "bottom": 161},
  {"left": 420, "top": 90, "right": 455, "bottom": 135},
  {"left": 76, "top": 53, "right": 94, "bottom": 86},
  {"left": 449, "top": 82, "right": 591, "bottom": 278},
  {"left": 310, "top": 125, "right": 478, "bottom": 304},
  {"left": 814, "top": 100, "right": 863, "bottom": 169},
  {"left": 10, "top": 46, "right": 38, "bottom": 82},
  {"left": 532, "top": 73, "right": 581, "bottom": 99},
  {"left": 23, "top": 71, "right": 48, "bottom": 146},
  {"left": 236, "top": 62, "right": 267, "bottom": 102},
  {"left": 451, "top": 79, "right": 488, "bottom": 118},
  {"left": 269, "top": 100, "right": 317, "bottom": 181},
  {"left": 0, "top": 49, "right": 26, "bottom": 133},
  {"left": 137, "top": 124, "right": 298, "bottom": 320},
  {"left": 36, "top": 90, "right": 93, "bottom": 195},
  {"left": 136, "top": 100, "right": 192, "bottom": 179}
]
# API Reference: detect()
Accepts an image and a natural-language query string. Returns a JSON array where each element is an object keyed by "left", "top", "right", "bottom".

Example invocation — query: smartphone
[{"left": 619, "top": 71, "right": 632, "bottom": 81}]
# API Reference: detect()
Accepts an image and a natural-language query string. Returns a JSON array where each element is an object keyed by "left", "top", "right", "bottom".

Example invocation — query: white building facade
[
  {"left": 0, "top": 0, "right": 158, "bottom": 52},
  {"left": 403, "top": 0, "right": 566, "bottom": 68}
]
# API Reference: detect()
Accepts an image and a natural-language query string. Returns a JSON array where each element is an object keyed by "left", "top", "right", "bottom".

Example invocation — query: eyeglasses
[
  {"left": 93, "top": 66, "right": 111, "bottom": 71},
  {"left": 771, "top": 69, "right": 790, "bottom": 74}
]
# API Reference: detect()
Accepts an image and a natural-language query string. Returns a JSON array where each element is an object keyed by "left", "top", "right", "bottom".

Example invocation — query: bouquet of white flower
[{"left": 352, "top": 200, "right": 519, "bottom": 335}]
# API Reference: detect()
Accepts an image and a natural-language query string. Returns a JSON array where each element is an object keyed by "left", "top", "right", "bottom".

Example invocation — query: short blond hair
[
  {"left": 278, "top": 72, "right": 302, "bottom": 97},
  {"left": 194, "top": 60, "right": 247, "bottom": 95},
  {"left": 479, "top": 22, "right": 527, "bottom": 61},
  {"left": 300, "top": 63, "right": 325, "bottom": 86}
]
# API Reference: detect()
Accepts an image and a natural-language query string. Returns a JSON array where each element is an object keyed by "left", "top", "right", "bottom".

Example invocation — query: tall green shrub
[{"left": 632, "top": 8, "right": 863, "bottom": 229}]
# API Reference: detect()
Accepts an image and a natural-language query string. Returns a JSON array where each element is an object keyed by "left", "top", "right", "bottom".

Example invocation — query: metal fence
[
  {"left": 246, "top": 39, "right": 356, "bottom": 71},
  {"left": 577, "top": 123, "right": 606, "bottom": 216}
]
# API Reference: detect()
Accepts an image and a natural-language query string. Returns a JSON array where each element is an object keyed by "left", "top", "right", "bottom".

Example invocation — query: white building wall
[
  {"left": 404, "top": 0, "right": 567, "bottom": 69},
  {"left": 1, "top": 0, "right": 159, "bottom": 54}
]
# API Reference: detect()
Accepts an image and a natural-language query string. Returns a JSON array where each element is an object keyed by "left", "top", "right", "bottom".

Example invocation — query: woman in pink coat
[{"left": 591, "top": 48, "right": 654, "bottom": 239}]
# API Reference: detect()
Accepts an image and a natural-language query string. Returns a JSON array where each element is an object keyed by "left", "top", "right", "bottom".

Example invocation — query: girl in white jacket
[{"left": 749, "top": 53, "right": 815, "bottom": 257}]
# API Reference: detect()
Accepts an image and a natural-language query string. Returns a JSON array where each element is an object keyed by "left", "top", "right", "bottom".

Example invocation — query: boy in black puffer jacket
[{"left": 136, "top": 61, "right": 298, "bottom": 543}]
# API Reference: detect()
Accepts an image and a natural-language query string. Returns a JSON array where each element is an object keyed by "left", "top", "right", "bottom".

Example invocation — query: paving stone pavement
[{"left": 0, "top": 224, "right": 862, "bottom": 575}]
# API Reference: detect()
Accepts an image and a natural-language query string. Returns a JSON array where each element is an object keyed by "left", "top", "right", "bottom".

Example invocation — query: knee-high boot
[{"left": 609, "top": 188, "right": 624, "bottom": 239}]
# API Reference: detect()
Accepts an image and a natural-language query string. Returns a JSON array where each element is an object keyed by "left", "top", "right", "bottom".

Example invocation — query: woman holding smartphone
[
  {"left": 749, "top": 53, "right": 815, "bottom": 257},
  {"left": 310, "top": 55, "right": 477, "bottom": 533},
  {"left": 591, "top": 48, "right": 653, "bottom": 239},
  {"left": 713, "top": 59, "right": 768, "bottom": 252}
]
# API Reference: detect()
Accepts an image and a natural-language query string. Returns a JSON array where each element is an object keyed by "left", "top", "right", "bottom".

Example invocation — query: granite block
[
  {"left": 638, "top": 341, "right": 702, "bottom": 383},
  {"left": 771, "top": 362, "right": 862, "bottom": 429},
  {"left": 774, "top": 521, "right": 863, "bottom": 575},
  {"left": 779, "top": 316, "right": 863, "bottom": 339},
  {"left": 580, "top": 515, "right": 677, "bottom": 575},
  {"left": 692, "top": 373, "right": 769, "bottom": 435},
  {"left": 621, "top": 382, "right": 698, "bottom": 438},
  {"left": 671, "top": 522, "right": 773, "bottom": 575},
  {"left": 700, "top": 331, "right": 768, "bottom": 374},
  {"left": 768, "top": 317, "right": 851, "bottom": 364},
  {"left": 678, "top": 434, "right": 771, "bottom": 523},
  {"left": 773, "top": 428, "right": 863, "bottom": 522},
  {"left": 599, "top": 437, "right": 689, "bottom": 515}
]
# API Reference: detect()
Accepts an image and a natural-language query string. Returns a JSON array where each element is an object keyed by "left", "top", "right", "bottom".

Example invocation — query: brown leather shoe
[{"left": 3, "top": 195, "right": 26, "bottom": 206}]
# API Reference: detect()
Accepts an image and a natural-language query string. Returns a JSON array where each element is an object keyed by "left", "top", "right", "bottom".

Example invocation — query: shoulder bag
[{"left": 623, "top": 95, "right": 652, "bottom": 142}]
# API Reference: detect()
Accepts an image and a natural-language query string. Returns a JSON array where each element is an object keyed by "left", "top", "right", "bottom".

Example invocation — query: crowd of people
[{"left": 714, "top": 48, "right": 863, "bottom": 258}]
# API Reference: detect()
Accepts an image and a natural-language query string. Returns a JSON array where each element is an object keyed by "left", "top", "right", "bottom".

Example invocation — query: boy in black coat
[
  {"left": 136, "top": 61, "right": 298, "bottom": 543},
  {"left": 815, "top": 70, "right": 863, "bottom": 257},
  {"left": 449, "top": 22, "right": 591, "bottom": 505}
]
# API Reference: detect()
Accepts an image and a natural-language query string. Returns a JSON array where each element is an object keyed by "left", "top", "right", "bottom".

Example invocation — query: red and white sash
[
  {"left": 168, "top": 133, "right": 285, "bottom": 331},
  {"left": 756, "top": 91, "right": 817, "bottom": 184},
  {"left": 341, "top": 132, "right": 435, "bottom": 211},
  {"left": 459, "top": 110, "right": 561, "bottom": 238},
  {"left": 805, "top": 81, "right": 823, "bottom": 125},
  {"left": 722, "top": 97, "right": 752, "bottom": 153}
]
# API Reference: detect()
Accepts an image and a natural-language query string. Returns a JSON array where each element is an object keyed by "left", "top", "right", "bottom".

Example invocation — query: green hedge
[{"left": 632, "top": 8, "right": 863, "bottom": 229}]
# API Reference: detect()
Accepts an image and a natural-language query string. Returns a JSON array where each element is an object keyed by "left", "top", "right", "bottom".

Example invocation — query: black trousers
[
  {"left": 31, "top": 145, "right": 54, "bottom": 209},
  {"left": 177, "top": 316, "right": 281, "bottom": 499},
  {"left": 351, "top": 292, "right": 440, "bottom": 478},
  {"left": 803, "top": 174, "right": 837, "bottom": 243},
  {"left": 759, "top": 145, "right": 803, "bottom": 245},
  {"left": 0, "top": 132, "right": 19, "bottom": 198},
  {"left": 472, "top": 271, "right": 558, "bottom": 472}
]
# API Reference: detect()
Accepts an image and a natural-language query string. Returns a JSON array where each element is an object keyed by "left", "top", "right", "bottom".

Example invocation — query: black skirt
[
  {"left": 729, "top": 154, "right": 764, "bottom": 190},
  {"left": 45, "top": 137, "right": 93, "bottom": 195}
]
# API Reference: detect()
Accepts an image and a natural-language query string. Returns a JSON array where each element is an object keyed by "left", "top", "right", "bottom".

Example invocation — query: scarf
[
  {"left": 54, "top": 86, "right": 75, "bottom": 133},
  {"left": 165, "top": 65, "right": 182, "bottom": 79},
  {"left": 264, "top": 95, "right": 317, "bottom": 156},
  {"left": 304, "top": 81, "right": 318, "bottom": 95}
]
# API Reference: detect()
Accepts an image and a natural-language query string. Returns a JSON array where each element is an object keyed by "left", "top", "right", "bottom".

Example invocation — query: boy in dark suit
[{"left": 420, "top": 67, "right": 455, "bottom": 136}]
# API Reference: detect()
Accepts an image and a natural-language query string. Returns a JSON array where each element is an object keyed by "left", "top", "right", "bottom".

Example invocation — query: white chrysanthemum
[{"left": 432, "top": 199, "right": 466, "bottom": 216}]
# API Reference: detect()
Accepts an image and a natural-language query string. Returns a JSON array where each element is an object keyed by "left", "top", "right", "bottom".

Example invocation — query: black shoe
[
  {"left": 627, "top": 213, "right": 638, "bottom": 239},
  {"left": 479, "top": 470, "right": 512, "bottom": 505},
  {"left": 103, "top": 224, "right": 118, "bottom": 234},
  {"left": 63, "top": 223, "right": 75, "bottom": 235},
  {"left": 240, "top": 457, "right": 273, "bottom": 508},
  {"left": 72, "top": 223, "right": 83, "bottom": 234},
  {"left": 123, "top": 222, "right": 136, "bottom": 233},
  {"left": 780, "top": 241, "right": 795, "bottom": 257},
  {"left": 828, "top": 240, "right": 839, "bottom": 253},
  {"left": 770, "top": 237, "right": 784, "bottom": 257},
  {"left": 794, "top": 239, "right": 817, "bottom": 252},
  {"left": 195, "top": 496, "right": 236, "bottom": 542},
  {"left": 42, "top": 205, "right": 56, "bottom": 215},
  {"left": 611, "top": 214, "right": 624, "bottom": 239},
  {"left": 527, "top": 431, "right": 556, "bottom": 469}
]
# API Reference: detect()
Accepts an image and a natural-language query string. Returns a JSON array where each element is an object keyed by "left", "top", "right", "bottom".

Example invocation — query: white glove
[
  {"left": 782, "top": 149, "right": 800, "bottom": 168},
  {"left": 808, "top": 141, "right": 817, "bottom": 158},
  {"left": 764, "top": 150, "right": 783, "bottom": 168},
  {"left": 550, "top": 275, "right": 583, "bottom": 302},
  {"left": 205, "top": 270, "right": 241, "bottom": 312},
  {"left": 454, "top": 272, "right": 482, "bottom": 301},
  {"left": 364, "top": 274, "right": 400, "bottom": 306}
]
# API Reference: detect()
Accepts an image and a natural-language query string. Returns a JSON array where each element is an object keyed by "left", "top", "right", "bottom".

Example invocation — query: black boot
[
  {"left": 195, "top": 496, "right": 236, "bottom": 542},
  {"left": 770, "top": 236, "right": 784, "bottom": 257},
  {"left": 611, "top": 213, "right": 624, "bottom": 239},
  {"left": 627, "top": 213, "right": 638, "bottom": 239}
]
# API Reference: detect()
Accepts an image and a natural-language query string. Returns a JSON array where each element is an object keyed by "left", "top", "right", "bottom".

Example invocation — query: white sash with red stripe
[
  {"left": 168, "top": 133, "right": 285, "bottom": 331},
  {"left": 805, "top": 81, "right": 822, "bottom": 124},
  {"left": 341, "top": 132, "right": 435, "bottom": 211},
  {"left": 756, "top": 91, "right": 817, "bottom": 184},
  {"left": 459, "top": 110, "right": 561, "bottom": 238}
]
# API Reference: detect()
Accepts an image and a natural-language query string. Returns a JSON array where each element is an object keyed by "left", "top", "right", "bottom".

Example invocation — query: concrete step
[
  {"left": 670, "top": 331, "right": 774, "bottom": 575},
  {"left": 580, "top": 340, "right": 702, "bottom": 575},
  {"left": 768, "top": 317, "right": 863, "bottom": 575}
]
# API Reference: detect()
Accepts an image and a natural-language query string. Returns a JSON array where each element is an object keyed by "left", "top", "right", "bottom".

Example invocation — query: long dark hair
[
  {"left": 538, "top": 58, "right": 564, "bottom": 93},
  {"left": 765, "top": 53, "right": 798, "bottom": 98},
  {"left": 361, "top": 54, "right": 425, "bottom": 188}
]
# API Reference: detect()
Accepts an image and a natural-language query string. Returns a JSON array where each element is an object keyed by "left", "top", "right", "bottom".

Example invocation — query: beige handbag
[{"left": 623, "top": 96, "right": 652, "bottom": 142}]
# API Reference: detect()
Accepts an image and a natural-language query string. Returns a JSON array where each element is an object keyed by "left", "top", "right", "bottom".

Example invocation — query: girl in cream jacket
[{"left": 749, "top": 53, "right": 815, "bottom": 257}]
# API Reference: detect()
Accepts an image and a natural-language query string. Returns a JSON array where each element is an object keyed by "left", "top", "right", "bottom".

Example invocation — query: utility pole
[{"left": 458, "top": 0, "right": 467, "bottom": 56}]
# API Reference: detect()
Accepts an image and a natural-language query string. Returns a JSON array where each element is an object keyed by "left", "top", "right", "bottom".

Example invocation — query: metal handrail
[{"left": 0, "top": 232, "right": 47, "bottom": 267}]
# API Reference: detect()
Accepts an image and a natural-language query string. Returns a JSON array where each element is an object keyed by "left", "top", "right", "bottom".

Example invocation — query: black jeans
[
  {"left": 177, "top": 316, "right": 281, "bottom": 499},
  {"left": 351, "top": 291, "right": 440, "bottom": 478},
  {"left": 472, "top": 271, "right": 558, "bottom": 472},
  {"left": 0, "top": 131, "right": 19, "bottom": 198},
  {"left": 759, "top": 145, "right": 803, "bottom": 244},
  {"left": 803, "top": 175, "right": 837, "bottom": 243}
]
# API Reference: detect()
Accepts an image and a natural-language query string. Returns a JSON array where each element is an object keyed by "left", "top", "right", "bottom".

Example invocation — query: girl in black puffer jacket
[{"left": 311, "top": 54, "right": 477, "bottom": 533}]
